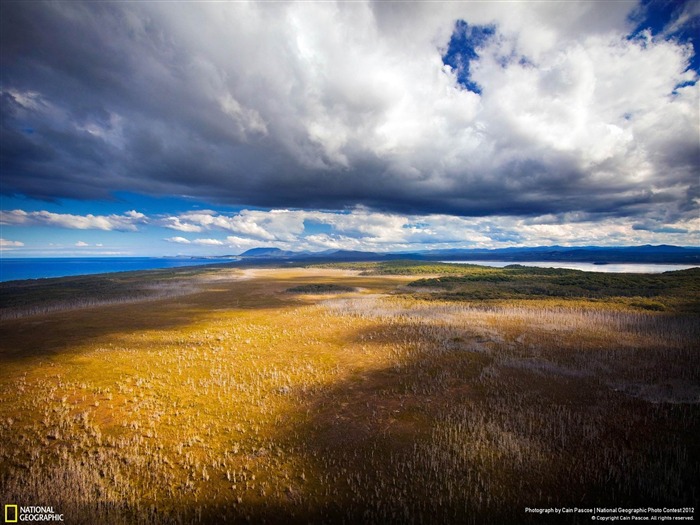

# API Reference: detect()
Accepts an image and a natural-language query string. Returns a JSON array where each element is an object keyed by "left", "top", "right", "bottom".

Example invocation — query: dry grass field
[{"left": 0, "top": 264, "right": 698, "bottom": 524}]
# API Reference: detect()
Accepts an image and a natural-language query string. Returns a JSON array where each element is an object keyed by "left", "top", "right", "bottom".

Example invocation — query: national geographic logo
[
  {"left": 4, "top": 505, "right": 17, "bottom": 523},
  {"left": 3, "top": 505, "right": 63, "bottom": 522}
]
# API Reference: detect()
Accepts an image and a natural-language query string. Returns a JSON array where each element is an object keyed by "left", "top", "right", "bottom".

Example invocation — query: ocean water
[
  {"left": 0, "top": 257, "right": 237, "bottom": 283},
  {"left": 441, "top": 260, "right": 699, "bottom": 273}
]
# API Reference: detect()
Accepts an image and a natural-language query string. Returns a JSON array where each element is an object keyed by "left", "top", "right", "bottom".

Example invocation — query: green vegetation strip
[
  {"left": 406, "top": 266, "right": 700, "bottom": 313},
  {"left": 312, "top": 261, "right": 700, "bottom": 312}
]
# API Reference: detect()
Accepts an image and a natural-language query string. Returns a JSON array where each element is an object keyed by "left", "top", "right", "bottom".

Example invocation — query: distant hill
[
  {"left": 313, "top": 250, "right": 387, "bottom": 261},
  {"left": 237, "top": 245, "right": 700, "bottom": 264},
  {"left": 239, "top": 247, "right": 299, "bottom": 258}
]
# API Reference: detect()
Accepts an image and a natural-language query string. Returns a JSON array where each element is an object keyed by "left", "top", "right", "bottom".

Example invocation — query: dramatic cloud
[
  {"left": 1, "top": 1, "right": 697, "bottom": 228},
  {"left": 0, "top": 210, "right": 147, "bottom": 231}
]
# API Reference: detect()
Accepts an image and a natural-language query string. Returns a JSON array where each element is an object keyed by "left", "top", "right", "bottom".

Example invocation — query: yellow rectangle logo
[{"left": 4, "top": 504, "right": 18, "bottom": 523}]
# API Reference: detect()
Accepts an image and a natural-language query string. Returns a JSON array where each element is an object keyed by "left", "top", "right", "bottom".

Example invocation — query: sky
[{"left": 1, "top": 0, "right": 699, "bottom": 257}]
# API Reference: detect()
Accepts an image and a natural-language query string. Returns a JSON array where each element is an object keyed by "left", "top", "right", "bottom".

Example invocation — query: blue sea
[{"left": 0, "top": 257, "right": 237, "bottom": 283}]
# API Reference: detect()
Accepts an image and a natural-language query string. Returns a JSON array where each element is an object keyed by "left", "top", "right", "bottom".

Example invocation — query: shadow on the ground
[
  {"left": 0, "top": 274, "right": 296, "bottom": 361},
  {"left": 250, "top": 317, "right": 700, "bottom": 524}
]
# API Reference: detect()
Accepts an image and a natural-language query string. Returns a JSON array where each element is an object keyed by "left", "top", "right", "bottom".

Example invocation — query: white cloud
[
  {"left": 164, "top": 236, "right": 225, "bottom": 246},
  {"left": 193, "top": 238, "right": 224, "bottom": 246},
  {"left": 0, "top": 209, "right": 147, "bottom": 231},
  {"left": 162, "top": 217, "right": 204, "bottom": 233},
  {"left": 0, "top": 238, "right": 24, "bottom": 248},
  {"left": 7, "top": 205, "right": 697, "bottom": 256},
  {"left": 168, "top": 207, "right": 700, "bottom": 254},
  {"left": 165, "top": 236, "right": 191, "bottom": 244},
  {"left": 661, "top": 1, "right": 700, "bottom": 36},
  {"left": 163, "top": 209, "right": 306, "bottom": 241}
]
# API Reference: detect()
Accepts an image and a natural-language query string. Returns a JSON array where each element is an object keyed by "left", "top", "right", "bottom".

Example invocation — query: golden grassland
[{"left": 0, "top": 265, "right": 698, "bottom": 524}]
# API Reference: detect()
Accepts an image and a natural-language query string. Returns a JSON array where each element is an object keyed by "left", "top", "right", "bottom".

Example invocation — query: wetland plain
[{"left": 1, "top": 262, "right": 698, "bottom": 524}]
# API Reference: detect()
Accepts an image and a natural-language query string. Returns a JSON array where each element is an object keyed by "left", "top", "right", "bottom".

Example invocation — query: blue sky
[{"left": 1, "top": 0, "right": 698, "bottom": 256}]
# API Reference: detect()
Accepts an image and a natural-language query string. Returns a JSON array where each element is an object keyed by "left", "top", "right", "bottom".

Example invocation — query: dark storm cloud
[{"left": 1, "top": 1, "right": 698, "bottom": 225}]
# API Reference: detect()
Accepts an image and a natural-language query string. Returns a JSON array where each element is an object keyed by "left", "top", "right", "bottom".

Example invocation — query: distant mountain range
[{"left": 235, "top": 245, "right": 700, "bottom": 264}]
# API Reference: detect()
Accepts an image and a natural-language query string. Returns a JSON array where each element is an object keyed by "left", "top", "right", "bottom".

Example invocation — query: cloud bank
[
  {"left": 3, "top": 206, "right": 699, "bottom": 254},
  {"left": 156, "top": 207, "right": 699, "bottom": 252},
  {"left": 1, "top": 1, "right": 698, "bottom": 244},
  {"left": 0, "top": 209, "right": 147, "bottom": 231}
]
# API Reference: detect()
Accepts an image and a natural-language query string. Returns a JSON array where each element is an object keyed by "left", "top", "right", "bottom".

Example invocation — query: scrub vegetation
[
  {"left": 285, "top": 283, "right": 357, "bottom": 294},
  {"left": 0, "top": 263, "right": 698, "bottom": 524}
]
